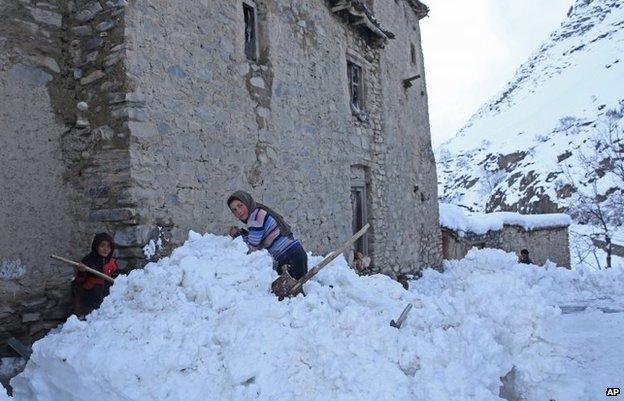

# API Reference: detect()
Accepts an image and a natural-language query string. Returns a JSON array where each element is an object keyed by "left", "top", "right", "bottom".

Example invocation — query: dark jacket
[{"left": 75, "top": 233, "right": 119, "bottom": 292}]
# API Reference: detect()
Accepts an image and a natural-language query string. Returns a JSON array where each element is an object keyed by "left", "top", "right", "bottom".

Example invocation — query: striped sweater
[{"left": 242, "top": 207, "right": 300, "bottom": 260}]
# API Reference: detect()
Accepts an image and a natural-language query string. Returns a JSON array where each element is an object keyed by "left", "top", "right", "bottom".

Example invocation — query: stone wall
[
  {"left": 373, "top": 0, "right": 441, "bottom": 273},
  {"left": 0, "top": 0, "right": 441, "bottom": 354},
  {"left": 0, "top": 0, "right": 136, "bottom": 354},
  {"left": 0, "top": 0, "right": 75, "bottom": 354},
  {"left": 499, "top": 225, "right": 570, "bottom": 268},
  {"left": 123, "top": 0, "right": 441, "bottom": 274},
  {"left": 442, "top": 225, "right": 571, "bottom": 268}
]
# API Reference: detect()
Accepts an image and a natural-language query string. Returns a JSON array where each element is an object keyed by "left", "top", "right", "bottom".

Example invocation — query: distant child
[
  {"left": 72, "top": 233, "right": 119, "bottom": 316},
  {"left": 353, "top": 251, "right": 371, "bottom": 273},
  {"left": 396, "top": 274, "right": 409, "bottom": 290},
  {"left": 518, "top": 249, "right": 533, "bottom": 265}
]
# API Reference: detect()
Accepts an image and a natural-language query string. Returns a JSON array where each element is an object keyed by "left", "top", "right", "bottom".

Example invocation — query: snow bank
[
  {"left": 7, "top": 233, "right": 624, "bottom": 401},
  {"left": 440, "top": 203, "right": 571, "bottom": 235}
]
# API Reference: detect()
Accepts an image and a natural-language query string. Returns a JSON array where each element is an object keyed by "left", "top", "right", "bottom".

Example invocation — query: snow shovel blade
[
  {"left": 272, "top": 223, "right": 370, "bottom": 300},
  {"left": 271, "top": 270, "right": 299, "bottom": 300}
]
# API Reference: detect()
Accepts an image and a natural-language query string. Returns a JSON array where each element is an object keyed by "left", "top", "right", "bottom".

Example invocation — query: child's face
[
  {"left": 229, "top": 200, "right": 249, "bottom": 221},
  {"left": 355, "top": 251, "right": 363, "bottom": 259},
  {"left": 97, "top": 241, "right": 112, "bottom": 257}
]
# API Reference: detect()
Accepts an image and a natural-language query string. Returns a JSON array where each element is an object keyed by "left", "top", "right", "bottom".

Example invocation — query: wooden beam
[
  {"left": 8, "top": 337, "right": 32, "bottom": 359},
  {"left": 331, "top": 1, "right": 351, "bottom": 13},
  {"left": 346, "top": 8, "right": 366, "bottom": 18}
]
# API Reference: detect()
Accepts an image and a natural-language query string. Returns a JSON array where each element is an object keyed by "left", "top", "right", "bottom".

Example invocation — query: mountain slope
[{"left": 436, "top": 0, "right": 624, "bottom": 214}]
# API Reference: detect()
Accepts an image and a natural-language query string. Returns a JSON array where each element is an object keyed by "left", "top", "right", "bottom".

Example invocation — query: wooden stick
[
  {"left": 390, "top": 303, "right": 413, "bottom": 329},
  {"left": 8, "top": 337, "right": 32, "bottom": 359},
  {"left": 50, "top": 254, "right": 115, "bottom": 284},
  {"left": 286, "top": 223, "right": 370, "bottom": 296}
]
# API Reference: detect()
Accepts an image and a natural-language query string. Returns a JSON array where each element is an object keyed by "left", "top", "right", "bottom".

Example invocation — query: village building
[
  {"left": 439, "top": 204, "right": 571, "bottom": 268},
  {"left": 0, "top": 0, "right": 441, "bottom": 353}
]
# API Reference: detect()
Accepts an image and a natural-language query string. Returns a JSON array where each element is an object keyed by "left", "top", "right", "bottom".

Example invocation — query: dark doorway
[{"left": 351, "top": 186, "right": 368, "bottom": 255}]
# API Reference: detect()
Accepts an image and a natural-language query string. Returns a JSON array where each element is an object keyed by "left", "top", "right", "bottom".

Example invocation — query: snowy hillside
[
  {"left": 4, "top": 233, "right": 624, "bottom": 401},
  {"left": 436, "top": 0, "right": 624, "bottom": 214}
]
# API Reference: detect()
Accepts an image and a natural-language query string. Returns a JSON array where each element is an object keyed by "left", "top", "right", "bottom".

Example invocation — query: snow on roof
[{"left": 439, "top": 203, "right": 571, "bottom": 235}]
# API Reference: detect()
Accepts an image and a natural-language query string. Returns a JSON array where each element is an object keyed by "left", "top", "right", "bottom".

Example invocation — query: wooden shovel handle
[
  {"left": 390, "top": 303, "right": 413, "bottom": 329},
  {"left": 287, "top": 223, "right": 370, "bottom": 295},
  {"left": 50, "top": 254, "right": 115, "bottom": 284}
]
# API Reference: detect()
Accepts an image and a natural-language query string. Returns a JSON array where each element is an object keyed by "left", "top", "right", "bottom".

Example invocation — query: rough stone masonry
[{"left": 0, "top": 0, "right": 440, "bottom": 352}]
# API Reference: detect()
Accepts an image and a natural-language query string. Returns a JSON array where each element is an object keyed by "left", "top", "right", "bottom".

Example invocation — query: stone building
[
  {"left": 439, "top": 204, "right": 571, "bottom": 268},
  {"left": 1, "top": 0, "right": 441, "bottom": 352}
]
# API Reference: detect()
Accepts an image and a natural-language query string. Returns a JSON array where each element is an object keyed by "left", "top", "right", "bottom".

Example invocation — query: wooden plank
[{"left": 8, "top": 337, "right": 32, "bottom": 359}]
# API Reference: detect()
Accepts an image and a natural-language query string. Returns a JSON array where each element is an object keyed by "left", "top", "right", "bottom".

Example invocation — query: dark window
[
  {"left": 347, "top": 60, "right": 363, "bottom": 113},
  {"left": 410, "top": 43, "right": 417, "bottom": 65},
  {"left": 243, "top": 3, "right": 257, "bottom": 61}
]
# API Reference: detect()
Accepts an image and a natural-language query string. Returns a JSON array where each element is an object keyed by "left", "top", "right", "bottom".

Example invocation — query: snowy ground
[{"left": 2, "top": 233, "right": 624, "bottom": 401}]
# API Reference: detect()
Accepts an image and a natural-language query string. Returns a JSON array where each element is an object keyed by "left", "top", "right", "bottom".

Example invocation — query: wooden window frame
[
  {"left": 347, "top": 60, "right": 364, "bottom": 113},
  {"left": 346, "top": 50, "right": 371, "bottom": 121}
]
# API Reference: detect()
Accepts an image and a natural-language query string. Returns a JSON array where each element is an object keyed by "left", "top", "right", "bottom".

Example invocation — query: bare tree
[{"left": 561, "top": 106, "right": 624, "bottom": 268}]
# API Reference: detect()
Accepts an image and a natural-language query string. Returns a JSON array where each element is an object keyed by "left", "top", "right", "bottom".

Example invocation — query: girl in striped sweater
[{"left": 227, "top": 190, "right": 308, "bottom": 280}]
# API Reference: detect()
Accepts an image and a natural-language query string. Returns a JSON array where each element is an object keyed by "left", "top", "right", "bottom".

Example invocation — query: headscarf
[
  {"left": 82, "top": 232, "right": 115, "bottom": 273},
  {"left": 227, "top": 190, "right": 293, "bottom": 237}
]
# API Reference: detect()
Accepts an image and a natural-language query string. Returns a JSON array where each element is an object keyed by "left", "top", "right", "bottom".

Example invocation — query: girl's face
[
  {"left": 229, "top": 200, "right": 249, "bottom": 221},
  {"left": 97, "top": 241, "right": 112, "bottom": 258}
]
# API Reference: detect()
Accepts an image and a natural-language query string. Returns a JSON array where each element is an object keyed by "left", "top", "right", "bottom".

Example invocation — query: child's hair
[{"left": 520, "top": 249, "right": 529, "bottom": 255}]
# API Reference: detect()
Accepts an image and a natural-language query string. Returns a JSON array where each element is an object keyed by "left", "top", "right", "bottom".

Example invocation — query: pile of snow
[
  {"left": 440, "top": 203, "right": 570, "bottom": 235},
  {"left": 436, "top": 0, "right": 624, "bottom": 213},
  {"left": 5, "top": 233, "right": 624, "bottom": 401}
]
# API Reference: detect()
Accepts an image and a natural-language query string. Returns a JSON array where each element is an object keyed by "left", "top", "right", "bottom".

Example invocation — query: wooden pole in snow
[{"left": 285, "top": 223, "right": 370, "bottom": 296}]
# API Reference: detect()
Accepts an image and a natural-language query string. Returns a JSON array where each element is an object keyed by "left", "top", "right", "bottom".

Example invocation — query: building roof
[
  {"left": 439, "top": 203, "right": 571, "bottom": 235},
  {"left": 327, "top": 0, "right": 396, "bottom": 41},
  {"left": 404, "top": 0, "right": 430, "bottom": 20}
]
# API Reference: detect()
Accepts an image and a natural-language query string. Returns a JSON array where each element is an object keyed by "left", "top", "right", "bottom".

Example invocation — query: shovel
[
  {"left": 390, "top": 303, "right": 413, "bottom": 329},
  {"left": 271, "top": 223, "right": 370, "bottom": 300},
  {"left": 50, "top": 255, "right": 115, "bottom": 283}
]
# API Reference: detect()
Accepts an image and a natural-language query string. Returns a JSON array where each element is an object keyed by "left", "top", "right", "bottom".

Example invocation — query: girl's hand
[
  {"left": 228, "top": 226, "right": 240, "bottom": 237},
  {"left": 77, "top": 263, "right": 87, "bottom": 272}
]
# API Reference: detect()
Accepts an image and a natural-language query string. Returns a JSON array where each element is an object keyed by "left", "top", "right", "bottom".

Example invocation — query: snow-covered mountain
[{"left": 436, "top": 0, "right": 624, "bottom": 214}]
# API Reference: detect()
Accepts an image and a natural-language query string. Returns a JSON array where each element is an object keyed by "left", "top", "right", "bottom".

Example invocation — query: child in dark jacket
[{"left": 73, "top": 233, "right": 119, "bottom": 316}]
